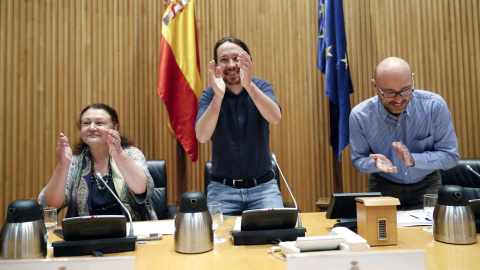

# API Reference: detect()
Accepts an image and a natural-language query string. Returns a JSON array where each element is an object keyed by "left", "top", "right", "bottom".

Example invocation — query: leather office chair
[
  {"left": 439, "top": 159, "right": 480, "bottom": 200},
  {"left": 204, "top": 160, "right": 296, "bottom": 208},
  {"left": 146, "top": 159, "right": 178, "bottom": 219}
]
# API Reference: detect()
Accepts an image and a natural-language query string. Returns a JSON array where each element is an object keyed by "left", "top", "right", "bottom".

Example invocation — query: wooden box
[{"left": 355, "top": 196, "right": 400, "bottom": 246}]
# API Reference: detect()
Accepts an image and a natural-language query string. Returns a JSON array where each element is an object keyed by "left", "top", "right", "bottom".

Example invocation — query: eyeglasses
[{"left": 374, "top": 78, "right": 415, "bottom": 98}]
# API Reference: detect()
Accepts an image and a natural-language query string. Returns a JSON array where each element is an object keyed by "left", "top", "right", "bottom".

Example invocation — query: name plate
[
  {"left": 0, "top": 256, "right": 134, "bottom": 270},
  {"left": 287, "top": 250, "right": 424, "bottom": 270}
]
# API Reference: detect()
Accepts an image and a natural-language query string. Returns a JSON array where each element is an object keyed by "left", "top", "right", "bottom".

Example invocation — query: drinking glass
[
  {"left": 43, "top": 207, "right": 58, "bottom": 249},
  {"left": 423, "top": 194, "right": 438, "bottom": 232},
  {"left": 207, "top": 202, "right": 226, "bottom": 244}
]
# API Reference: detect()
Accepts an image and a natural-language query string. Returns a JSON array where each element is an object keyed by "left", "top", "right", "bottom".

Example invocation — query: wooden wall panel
[{"left": 1, "top": 0, "right": 479, "bottom": 223}]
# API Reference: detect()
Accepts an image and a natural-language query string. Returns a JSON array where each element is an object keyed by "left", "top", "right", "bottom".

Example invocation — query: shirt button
[
  {"left": 397, "top": 123, "right": 400, "bottom": 126},
  {"left": 404, "top": 172, "right": 407, "bottom": 175}
]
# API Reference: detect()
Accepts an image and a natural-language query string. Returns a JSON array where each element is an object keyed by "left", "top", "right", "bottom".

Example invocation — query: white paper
[
  {"left": 396, "top": 209, "right": 432, "bottom": 227},
  {"left": 126, "top": 220, "right": 175, "bottom": 236},
  {"left": 233, "top": 216, "right": 242, "bottom": 231}
]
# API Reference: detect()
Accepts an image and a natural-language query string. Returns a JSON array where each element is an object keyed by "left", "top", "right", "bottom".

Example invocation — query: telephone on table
[{"left": 279, "top": 227, "right": 369, "bottom": 255}]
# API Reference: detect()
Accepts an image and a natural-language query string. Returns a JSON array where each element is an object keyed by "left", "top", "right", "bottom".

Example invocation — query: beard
[
  {"left": 223, "top": 68, "right": 241, "bottom": 86},
  {"left": 384, "top": 100, "right": 407, "bottom": 116},
  {"left": 224, "top": 77, "right": 241, "bottom": 86}
]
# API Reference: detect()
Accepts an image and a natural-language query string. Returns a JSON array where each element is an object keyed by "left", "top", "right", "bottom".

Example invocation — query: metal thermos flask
[
  {"left": 1, "top": 199, "right": 47, "bottom": 259},
  {"left": 174, "top": 191, "right": 213, "bottom": 253},
  {"left": 433, "top": 185, "right": 477, "bottom": 244}
]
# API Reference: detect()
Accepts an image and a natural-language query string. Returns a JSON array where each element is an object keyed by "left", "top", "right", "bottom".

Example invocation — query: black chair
[
  {"left": 146, "top": 159, "right": 178, "bottom": 220},
  {"left": 439, "top": 159, "right": 480, "bottom": 200},
  {"left": 204, "top": 160, "right": 295, "bottom": 208}
]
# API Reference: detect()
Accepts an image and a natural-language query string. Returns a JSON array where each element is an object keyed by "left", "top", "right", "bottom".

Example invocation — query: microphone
[
  {"left": 271, "top": 153, "right": 303, "bottom": 228},
  {"left": 466, "top": 165, "right": 480, "bottom": 178},
  {"left": 52, "top": 172, "right": 137, "bottom": 256},
  {"left": 230, "top": 154, "right": 307, "bottom": 245},
  {"left": 95, "top": 171, "right": 134, "bottom": 237}
]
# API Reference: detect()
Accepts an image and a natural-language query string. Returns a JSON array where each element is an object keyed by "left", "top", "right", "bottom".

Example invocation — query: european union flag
[{"left": 317, "top": 0, "right": 354, "bottom": 161}]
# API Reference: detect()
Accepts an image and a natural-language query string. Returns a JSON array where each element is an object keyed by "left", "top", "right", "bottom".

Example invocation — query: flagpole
[
  {"left": 176, "top": 141, "right": 187, "bottom": 200},
  {"left": 158, "top": 0, "right": 200, "bottom": 202},
  {"left": 318, "top": 0, "right": 353, "bottom": 195},
  {"left": 332, "top": 151, "right": 343, "bottom": 193}
]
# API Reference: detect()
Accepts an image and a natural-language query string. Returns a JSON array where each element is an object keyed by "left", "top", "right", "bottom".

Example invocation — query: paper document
[
  {"left": 126, "top": 220, "right": 175, "bottom": 236},
  {"left": 233, "top": 217, "right": 242, "bottom": 231},
  {"left": 397, "top": 210, "right": 432, "bottom": 227}
]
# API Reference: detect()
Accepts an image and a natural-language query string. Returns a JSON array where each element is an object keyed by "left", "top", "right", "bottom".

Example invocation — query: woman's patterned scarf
[{"left": 69, "top": 148, "right": 141, "bottom": 220}]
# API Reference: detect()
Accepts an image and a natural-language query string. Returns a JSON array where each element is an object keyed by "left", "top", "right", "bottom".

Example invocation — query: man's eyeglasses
[{"left": 374, "top": 78, "right": 415, "bottom": 98}]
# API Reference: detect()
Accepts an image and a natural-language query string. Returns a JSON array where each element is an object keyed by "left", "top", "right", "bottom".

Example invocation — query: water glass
[
  {"left": 423, "top": 194, "right": 438, "bottom": 232},
  {"left": 207, "top": 202, "right": 226, "bottom": 244},
  {"left": 43, "top": 207, "right": 57, "bottom": 249}
]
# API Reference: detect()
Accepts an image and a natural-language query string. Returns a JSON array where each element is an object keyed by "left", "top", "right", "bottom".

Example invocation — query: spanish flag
[{"left": 157, "top": 0, "right": 202, "bottom": 162}]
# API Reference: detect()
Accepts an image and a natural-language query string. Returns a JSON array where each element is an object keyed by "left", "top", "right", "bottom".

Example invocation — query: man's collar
[{"left": 225, "top": 87, "right": 246, "bottom": 96}]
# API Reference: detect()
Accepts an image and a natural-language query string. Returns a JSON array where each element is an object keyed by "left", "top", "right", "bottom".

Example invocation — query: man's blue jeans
[{"left": 207, "top": 179, "right": 284, "bottom": 216}]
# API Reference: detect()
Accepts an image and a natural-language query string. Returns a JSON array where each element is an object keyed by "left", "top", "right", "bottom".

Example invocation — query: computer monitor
[
  {"left": 326, "top": 192, "right": 382, "bottom": 223},
  {"left": 61, "top": 215, "right": 127, "bottom": 241},
  {"left": 240, "top": 208, "right": 298, "bottom": 231}
]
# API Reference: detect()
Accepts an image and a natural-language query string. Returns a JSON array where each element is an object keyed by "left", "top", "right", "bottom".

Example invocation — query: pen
[{"left": 410, "top": 215, "right": 419, "bottom": 219}]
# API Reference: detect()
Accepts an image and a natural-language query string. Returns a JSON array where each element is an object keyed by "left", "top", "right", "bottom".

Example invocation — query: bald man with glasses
[{"left": 349, "top": 57, "right": 459, "bottom": 209}]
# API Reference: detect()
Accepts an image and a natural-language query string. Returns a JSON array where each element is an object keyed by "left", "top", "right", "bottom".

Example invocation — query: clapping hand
[
  {"left": 56, "top": 133, "right": 72, "bottom": 166},
  {"left": 369, "top": 154, "right": 398, "bottom": 173},
  {"left": 107, "top": 129, "right": 123, "bottom": 157},
  {"left": 208, "top": 60, "right": 226, "bottom": 98},
  {"left": 237, "top": 51, "right": 253, "bottom": 89},
  {"left": 392, "top": 141, "right": 415, "bottom": 167}
]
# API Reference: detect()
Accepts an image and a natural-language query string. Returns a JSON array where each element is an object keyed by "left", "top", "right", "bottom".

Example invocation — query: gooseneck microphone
[
  {"left": 271, "top": 153, "right": 303, "bottom": 228},
  {"left": 466, "top": 165, "right": 480, "bottom": 178},
  {"left": 52, "top": 172, "right": 137, "bottom": 256},
  {"left": 95, "top": 171, "right": 134, "bottom": 237},
  {"left": 230, "top": 154, "right": 307, "bottom": 245}
]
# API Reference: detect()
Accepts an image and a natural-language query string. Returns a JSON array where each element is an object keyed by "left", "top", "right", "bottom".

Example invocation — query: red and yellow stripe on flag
[{"left": 158, "top": 0, "right": 202, "bottom": 162}]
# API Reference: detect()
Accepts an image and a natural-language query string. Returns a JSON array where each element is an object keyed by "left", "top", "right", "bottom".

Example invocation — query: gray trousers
[{"left": 367, "top": 170, "right": 441, "bottom": 209}]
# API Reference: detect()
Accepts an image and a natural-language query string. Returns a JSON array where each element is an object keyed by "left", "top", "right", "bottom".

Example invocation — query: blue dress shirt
[{"left": 349, "top": 90, "right": 459, "bottom": 184}]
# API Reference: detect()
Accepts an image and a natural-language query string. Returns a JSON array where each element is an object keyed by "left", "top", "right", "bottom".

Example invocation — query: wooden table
[{"left": 47, "top": 213, "right": 480, "bottom": 269}]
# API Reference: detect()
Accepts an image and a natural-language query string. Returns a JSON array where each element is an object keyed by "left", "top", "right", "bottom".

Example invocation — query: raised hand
[
  {"left": 392, "top": 141, "right": 415, "bottom": 167},
  {"left": 56, "top": 133, "right": 72, "bottom": 166},
  {"left": 237, "top": 51, "right": 253, "bottom": 89},
  {"left": 107, "top": 129, "right": 123, "bottom": 157},
  {"left": 369, "top": 154, "right": 397, "bottom": 173},
  {"left": 208, "top": 60, "right": 226, "bottom": 98}
]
